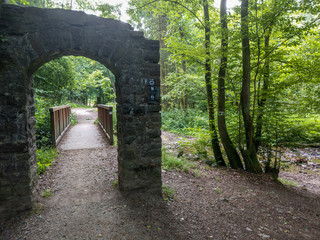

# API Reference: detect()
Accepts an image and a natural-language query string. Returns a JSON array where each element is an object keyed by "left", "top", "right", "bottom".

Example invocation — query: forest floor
[{"left": 1, "top": 108, "right": 319, "bottom": 240}]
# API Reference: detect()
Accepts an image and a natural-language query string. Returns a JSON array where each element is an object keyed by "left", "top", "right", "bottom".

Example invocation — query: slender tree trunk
[
  {"left": 203, "top": 0, "right": 226, "bottom": 166},
  {"left": 255, "top": 31, "right": 270, "bottom": 150},
  {"left": 177, "top": 26, "right": 189, "bottom": 110},
  {"left": 240, "top": 0, "right": 263, "bottom": 173},
  {"left": 218, "top": 0, "right": 243, "bottom": 169},
  {"left": 159, "top": 15, "right": 168, "bottom": 111},
  {"left": 181, "top": 57, "right": 188, "bottom": 110}
]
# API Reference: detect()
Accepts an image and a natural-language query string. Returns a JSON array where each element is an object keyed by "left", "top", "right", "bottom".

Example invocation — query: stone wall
[{"left": 0, "top": 4, "right": 161, "bottom": 224}]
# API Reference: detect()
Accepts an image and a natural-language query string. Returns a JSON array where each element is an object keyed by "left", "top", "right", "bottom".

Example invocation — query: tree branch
[
  {"left": 134, "top": 0, "right": 205, "bottom": 28},
  {"left": 252, "top": 15, "right": 320, "bottom": 69}
]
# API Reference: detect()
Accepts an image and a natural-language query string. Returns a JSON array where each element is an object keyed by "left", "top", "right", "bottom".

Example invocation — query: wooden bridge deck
[{"left": 58, "top": 108, "right": 108, "bottom": 150}]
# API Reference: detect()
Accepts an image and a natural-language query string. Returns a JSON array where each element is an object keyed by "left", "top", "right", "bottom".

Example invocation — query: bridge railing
[
  {"left": 97, "top": 104, "right": 114, "bottom": 145},
  {"left": 49, "top": 105, "right": 71, "bottom": 147}
]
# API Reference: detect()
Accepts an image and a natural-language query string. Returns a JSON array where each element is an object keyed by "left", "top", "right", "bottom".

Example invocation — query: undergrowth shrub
[
  {"left": 162, "top": 148, "right": 183, "bottom": 170},
  {"left": 183, "top": 128, "right": 211, "bottom": 159},
  {"left": 162, "top": 109, "right": 208, "bottom": 135},
  {"left": 162, "top": 148, "right": 198, "bottom": 174},
  {"left": 162, "top": 184, "right": 175, "bottom": 201},
  {"left": 35, "top": 97, "right": 52, "bottom": 148},
  {"left": 37, "top": 148, "right": 57, "bottom": 174},
  {"left": 280, "top": 115, "right": 320, "bottom": 144}
]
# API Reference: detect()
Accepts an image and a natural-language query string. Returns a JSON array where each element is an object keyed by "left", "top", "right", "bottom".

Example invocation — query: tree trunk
[
  {"left": 255, "top": 32, "right": 270, "bottom": 150},
  {"left": 179, "top": 26, "right": 188, "bottom": 111},
  {"left": 240, "top": 0, "right": 263, "bottom": 173},
  {"left": 203, "top": 0, "right": 226, "bottom": 166},
  {"left": 218, "top": 0, "right": 243, "bottom": 169},
  {"left": 181, "top": 57, "right": 188, "bottom": 110},
  {"left": 159, "top": 14, "right": 168, "bottom": 111}
]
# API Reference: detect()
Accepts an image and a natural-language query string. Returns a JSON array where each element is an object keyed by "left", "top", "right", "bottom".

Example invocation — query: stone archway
[{"left": 0, "top": 4, "right": 162, "bottom": 223}]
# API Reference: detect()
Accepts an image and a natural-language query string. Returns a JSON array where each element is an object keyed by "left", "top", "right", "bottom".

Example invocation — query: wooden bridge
[{"left": 50, "top": 105, "right": 114, "bottom": 148}]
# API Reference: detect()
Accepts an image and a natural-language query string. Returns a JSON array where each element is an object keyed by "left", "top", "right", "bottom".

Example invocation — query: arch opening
[{"left": 32, "top": 56, "right": 117, "bottom": 148}]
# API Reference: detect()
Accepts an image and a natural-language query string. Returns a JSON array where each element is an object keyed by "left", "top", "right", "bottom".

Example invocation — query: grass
[
  {"left": 215, "top": 187, "right": 222, "bottom": 194},
  {"left": 162, "top": 154, "right": 183, "bottom": 169},
  {"left": 162, "top": 184, "right": 175, "bottom": 201},
  {"left": 162, "top": 148, "right": 205, "bottom": 180},
  {"left": 41, "top": 189, "right": 54, "bottom": 197},
  {"left": 162, "top": 148, "right": 197, "bottom": 173},
  {"left": 70, "top": 112, "right": 77, "bottom": 125},
  {"left": 193, "top": 169, "right": 202, "bottom": 178},
  {"left": 37, "top": 148, "right": 58, "bottom": 175},
  {"left": 112, "top": 180, "right": 118, "bottom": 188},
  {"left": 278, "top": 178, "right": 298, "bottom": 187},
  {"left": 31, "top": 202, "right": 45, "bottom": 214}
]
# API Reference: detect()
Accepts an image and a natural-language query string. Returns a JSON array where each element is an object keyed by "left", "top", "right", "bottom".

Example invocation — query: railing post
[
  {"left": 97, "top": 104, "right": 114, "bottom": 145},
  {"left": 108, "top": 107, "right": 114, "bottom": 145},
  {"left": 49, "top": 108, "right": 55, "bottom": 146},
  {"left": 49, "top": 105, "right": 71, "bottom": 147}
]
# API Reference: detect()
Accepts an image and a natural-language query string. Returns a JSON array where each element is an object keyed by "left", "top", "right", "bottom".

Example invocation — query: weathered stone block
[{"left": 144, "top": 50, "right": 160, "bottom": 64}]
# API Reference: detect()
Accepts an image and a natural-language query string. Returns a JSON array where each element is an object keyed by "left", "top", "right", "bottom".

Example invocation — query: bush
[
  {"left": 35, "top": 97, "right": 53, "bottom": 149},
  {"left": 162, "top": 109, "right": 208, "bottom": 135},
  {"left": 37, "top": 148, "right": 57, "bottom": 174}
]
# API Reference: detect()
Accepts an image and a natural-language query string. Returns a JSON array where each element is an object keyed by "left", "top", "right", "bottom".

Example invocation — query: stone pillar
[
  {"left": 0, "top": 67, "right": 37, "bottom": 224},
  {"left": 116, "top": 39, "right": 162, "bottom": 195}
]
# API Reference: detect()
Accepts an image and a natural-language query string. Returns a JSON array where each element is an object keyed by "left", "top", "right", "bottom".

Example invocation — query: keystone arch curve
[{"left": 0, "top": 4, "right": 162, "bottom": 223}]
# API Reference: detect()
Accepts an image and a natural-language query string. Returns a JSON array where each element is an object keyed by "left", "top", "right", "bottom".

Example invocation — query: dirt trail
[{"left": 1, "top": 108, "right": 320, "bottom": 240}]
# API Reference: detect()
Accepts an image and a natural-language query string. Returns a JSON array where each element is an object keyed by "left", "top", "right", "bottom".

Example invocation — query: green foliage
[
  {"left": 68, "top": 102, "right": 92, "bottom": 109},
  {"left": 214, "top": 187, "right": 222, "bottom": 194},
  {"left": 278, "top": 178, "right": 298, "bottom": 187},
  {"left": 162, "top": 149, "right": 183, "bottom": 170},
  {"left": 281, "top": 115, "right": 320, "bottom": 144},
  {"left": 34, "top": 57, "right": 76, "bottom": 105},
  {"left": 41, "top": 189, "right": 54, "bottom": 197},
  {"left": 162, "top": 184, "right": 175, "bottom": 201},
  {"left": 34, "top": 56, "right": 115, "bottom": 108},
  {"left": 34, "top": 96, "right": 52, "bottom": 149},
  {"left": 162, "top": 148, "right": 197, "bottom": 174},
  {"left": 112, "top": 179, "right": 118, "bottom": 188},
  {"left": 8, "top": 0, "right": 30, "bottom": 5},
  {"left": 37, "top": 148, "right": 57, "bottom": 175},
  {"left": 70, "top": 112, "right": 77, "bottom": 125},
  {"left": 97, "top": 2, "right": 122, "bottom": 19},
  {"left": 184, "top": 128, "right": 211, "bottom": 159},
  {"left": 162, "top": 109, "right": 208, "bottom": 135},
  {"left": 31, "top": 203, "right": 44, "bottom": 214}
]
